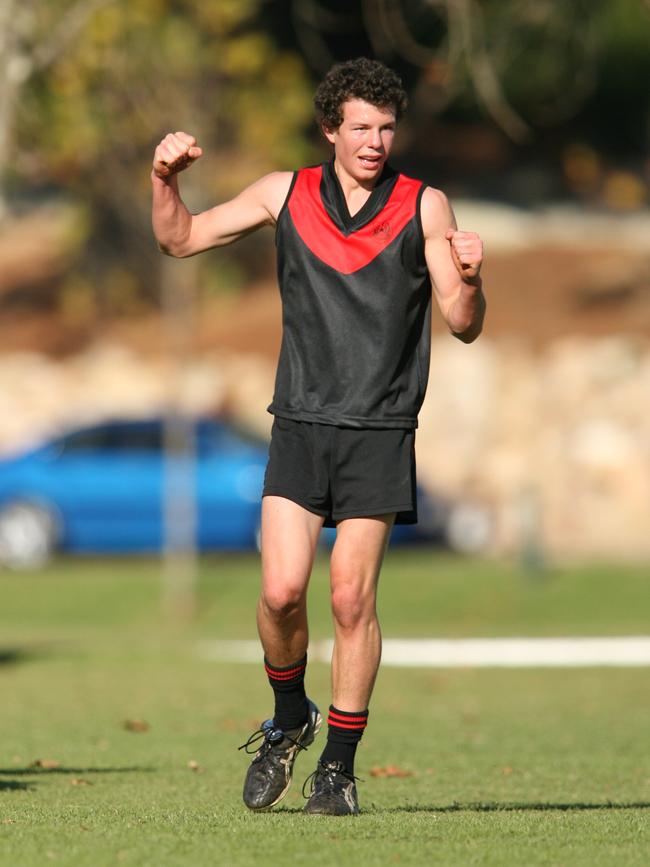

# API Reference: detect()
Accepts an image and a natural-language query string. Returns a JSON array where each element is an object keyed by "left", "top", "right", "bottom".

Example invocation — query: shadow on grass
[
  {"left": 0, "top": 648, "right": 33, "bottom": 666},
  {"left": 0, "top": 642, "right": 67, "bottom": 667},
  {"left": 274, "top": 800, "right": 650, "bottom": 815},
  {"left": 0, "top": 780, "right": 34, "bottom": 792},
  {"left": 376, "top": 801, "right": 650, "bottom": 813},
  {"left": 0, "top": 766, "right": 155, "bottom": 776}
]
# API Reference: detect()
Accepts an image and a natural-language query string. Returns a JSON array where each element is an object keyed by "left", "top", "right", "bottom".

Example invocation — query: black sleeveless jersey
[{"left": 268, "top": 160, "right": 432, "bottom": 429}]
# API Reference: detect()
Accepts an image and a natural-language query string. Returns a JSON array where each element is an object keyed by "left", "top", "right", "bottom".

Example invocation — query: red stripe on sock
[
  {"left": 328, "top": 710, "right": 368, "bottom": 724},
  {"left": 266, "top": 670, "right": 303, "bottom": 682},
  {"left": 327, "top": 718, "right": 368, "bottom": 731},
  {"left": 265, "top": 663, "right": 306, "bottom": 681}
]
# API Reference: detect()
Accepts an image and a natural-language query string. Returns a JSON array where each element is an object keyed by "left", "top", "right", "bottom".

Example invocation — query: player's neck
[{"left": 332, "top": 159, "right": 377, "bottom": 214}]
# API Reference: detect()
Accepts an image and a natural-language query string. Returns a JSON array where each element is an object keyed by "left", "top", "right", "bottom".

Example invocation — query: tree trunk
[{"left": 0, "top": 0, "right": 19, "bottom": 221}]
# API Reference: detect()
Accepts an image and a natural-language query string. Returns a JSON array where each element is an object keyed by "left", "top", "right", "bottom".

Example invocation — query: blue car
[
  {"left": 0, "top": 417, "right": 485, "bottom": 569},
  {"left": 0, "top": 418, "right": 269, "bottom": 568}
]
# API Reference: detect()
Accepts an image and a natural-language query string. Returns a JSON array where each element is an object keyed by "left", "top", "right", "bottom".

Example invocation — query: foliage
[
  {"left": 20, "top": 1, "right": 314, "bottom": 191},
  {"left": 8, "top": 0, "right": 315, "bottom": 312},
  {"left": 3, "top": 0, "right": 650, "bottom": 318},
  {"left": 288, "top": 0, "right": 650, "bottom": 148}
]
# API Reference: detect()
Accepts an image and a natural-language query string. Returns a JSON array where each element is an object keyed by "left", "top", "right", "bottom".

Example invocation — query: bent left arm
[{"left": 421, "top": 187, "right": 486, "bottom": 344}]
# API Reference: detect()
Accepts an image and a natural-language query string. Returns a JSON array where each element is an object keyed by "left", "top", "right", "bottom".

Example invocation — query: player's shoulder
[
  {"left": 394, "top": 172, "right": 450, "bottom": 216},
  {"left": 418, "top": 185, "right": 453, "bottom": 237},
  {"left": 243, "top": 171, "right": 294, "bottom": 221},
  {"left": 251, "top": 170, "right": 294, "bottom": 196},
  {"left": 419, "top": 185, "right": 451, "bottom": 212}
]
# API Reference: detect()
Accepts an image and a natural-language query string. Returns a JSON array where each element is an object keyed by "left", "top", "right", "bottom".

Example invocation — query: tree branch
[
  {"left": 450, "top": 0, "right": 531, "bottom": 143},
  {"left": 379, "top": 0, "right": 449, "bottom": 67},
  {"left": 31, "top": 0, "right": 115, "bottom": 74},
  {"left": 291, "top": 0, "right": 338, "bottom": 74}
]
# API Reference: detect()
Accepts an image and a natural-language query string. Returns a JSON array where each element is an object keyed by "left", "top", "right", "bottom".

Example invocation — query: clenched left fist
[{"left": 445, "top": 229, "right": 483, "bottom": 282}]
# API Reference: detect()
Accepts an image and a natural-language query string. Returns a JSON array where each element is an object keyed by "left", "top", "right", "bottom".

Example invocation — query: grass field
[{"left": 1, "top": 550, "right": 649, "bottom": 866}]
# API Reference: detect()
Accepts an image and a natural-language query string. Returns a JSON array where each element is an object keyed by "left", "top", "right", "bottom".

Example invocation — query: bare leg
[
  {"left": 256, "top": 495, "right": 324, "bottom": 666},
  {"left": 329, "top": 514, "right": 395, "bottom": 711},
  {"left": 242, "top": 497, "right": 325, "bottom": 812}
]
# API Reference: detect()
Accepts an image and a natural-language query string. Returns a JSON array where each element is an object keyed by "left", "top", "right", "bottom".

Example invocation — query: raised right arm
[{"left": 151, "top": 131, "right": 293, "bottom": 258}]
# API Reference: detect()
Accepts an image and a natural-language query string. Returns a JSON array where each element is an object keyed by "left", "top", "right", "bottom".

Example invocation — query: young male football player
[{"left": 152, "top": 57, "right": 485, "bottom": 815}]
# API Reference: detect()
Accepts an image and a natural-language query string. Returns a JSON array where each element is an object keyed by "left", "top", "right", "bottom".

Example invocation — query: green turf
[
  {"left": 1, "top": 549, "right": 649, "bottom": 641},
  {"left": 1, "top": 551, "right": 649, "bottom": 866}
]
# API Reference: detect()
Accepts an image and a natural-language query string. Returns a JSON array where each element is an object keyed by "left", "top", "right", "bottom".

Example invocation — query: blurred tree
[
  {"left": 0, "top": 0, "right": 113, "bottom": 220},
  {"left": 288, "top": 0, "right": 650, "bottom": 149},
  {"left": 3, "top": 0, "right": 650, "bottom": 321},
  {"left": 5, "top": 0, "right": 314, "bottom": 315},
  {"left": 354, "top": 0, "right": 604, "bottom": 142}
]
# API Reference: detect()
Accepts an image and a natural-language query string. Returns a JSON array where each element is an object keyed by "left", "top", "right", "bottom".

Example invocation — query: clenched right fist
[{"left": 152, "top": 131, "right": 203, "bottom": 179}]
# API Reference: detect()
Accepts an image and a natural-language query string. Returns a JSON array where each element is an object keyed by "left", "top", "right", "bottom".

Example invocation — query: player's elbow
[
  {"left": 449, "top": 297, "right": 486, "bottom": 343},
  {"left": 451, "top": 321, "right": 483, "bottom": 344},
  {"left": 157, "top": 240, "right": 176, "bottom": 257},
  {"left": 457, "top": 329, "right": 481, "bottom": 344},
  {"left": 154, "top": 216, "right": 199, "bottom": 257},
  {"left": 156, "top": 237, "right": 193, "bottom": 258}
]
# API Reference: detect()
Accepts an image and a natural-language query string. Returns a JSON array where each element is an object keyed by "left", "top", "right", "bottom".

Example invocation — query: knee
[
  {"left": 260, "top": 580, "right": 305, "bottom": 620},
  {"left": 330, "top": 580, "right": 375, "bottom": 631}
]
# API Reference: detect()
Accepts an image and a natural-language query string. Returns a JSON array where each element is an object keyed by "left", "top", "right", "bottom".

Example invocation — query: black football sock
[
  {"left": 319, "top": 705, "right": 368, "bottom": 776},
  {"left": 265, "top": 654, "right": 309, "bottom": 731}
]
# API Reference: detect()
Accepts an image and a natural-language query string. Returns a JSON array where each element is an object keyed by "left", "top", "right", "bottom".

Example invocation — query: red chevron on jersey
[{"left": 288, "top": 165, "right": 422, "bottom": 275}]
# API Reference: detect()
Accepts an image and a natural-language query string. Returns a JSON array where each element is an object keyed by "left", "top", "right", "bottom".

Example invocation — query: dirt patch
[{"left": 1, "top": 246, "right": 648, "bottom": 359}]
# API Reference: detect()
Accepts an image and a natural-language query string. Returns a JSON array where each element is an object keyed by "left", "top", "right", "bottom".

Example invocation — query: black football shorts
[{"left": 262, "top": 415, "right": 417, "bottom": 527}]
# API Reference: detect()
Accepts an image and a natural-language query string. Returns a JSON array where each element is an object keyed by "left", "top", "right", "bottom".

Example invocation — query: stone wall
[
  {"left": 418, "top": 335, "right": 650, "bottom": 561},
  {"left": 1, "top": 336, "right": 648, "bottom": 560}
]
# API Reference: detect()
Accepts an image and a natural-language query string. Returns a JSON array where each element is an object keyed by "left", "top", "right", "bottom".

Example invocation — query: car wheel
[{"left": 0, "top": 501, "right": 59, "bottom": 569}]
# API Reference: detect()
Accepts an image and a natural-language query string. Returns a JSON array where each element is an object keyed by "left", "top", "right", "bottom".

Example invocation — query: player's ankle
[
  {"left": 265, "top": 655, "right": 309, "bottom": 730},
  {"left": 319, "top": 705, "right": 369, "bottom": 776}
]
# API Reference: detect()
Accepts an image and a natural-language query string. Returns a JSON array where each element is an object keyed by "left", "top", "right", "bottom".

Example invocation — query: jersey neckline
[{"left": 320, "top": 159, "right": 399, "bottom": 236}]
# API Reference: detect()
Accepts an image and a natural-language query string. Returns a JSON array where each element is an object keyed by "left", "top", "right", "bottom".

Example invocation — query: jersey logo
[
  {"left": 288, "top": 167, "right": 421, "bottom": 275},
  {"left": 372, "top": 220, "right": 392, "bottom": 240}
]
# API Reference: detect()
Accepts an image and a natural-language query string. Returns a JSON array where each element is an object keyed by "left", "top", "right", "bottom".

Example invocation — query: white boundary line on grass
[{"left": 197, "top": 637, "right": 650, "bottom": 668}]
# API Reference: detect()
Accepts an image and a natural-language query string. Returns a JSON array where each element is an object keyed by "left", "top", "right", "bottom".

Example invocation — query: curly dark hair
[{"left": 314, "top": 57, "right": 408, "bottom": 131}]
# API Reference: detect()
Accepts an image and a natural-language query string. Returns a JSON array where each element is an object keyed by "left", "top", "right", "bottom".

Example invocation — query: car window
[
  {"left": 198, "top": 421, "right": 268, "bottom": 454},
  {"left": 57, "top": 419, "right": 266, "bottom": 456},
  {"left": 196, "top": 423, "right": 227, "bottom": 455},
  {"left": 195, "top": 422, "right": 268, "bottom": 456},
  {"left": 62, "top": 424, "right": 163, "bottom": 452}
]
